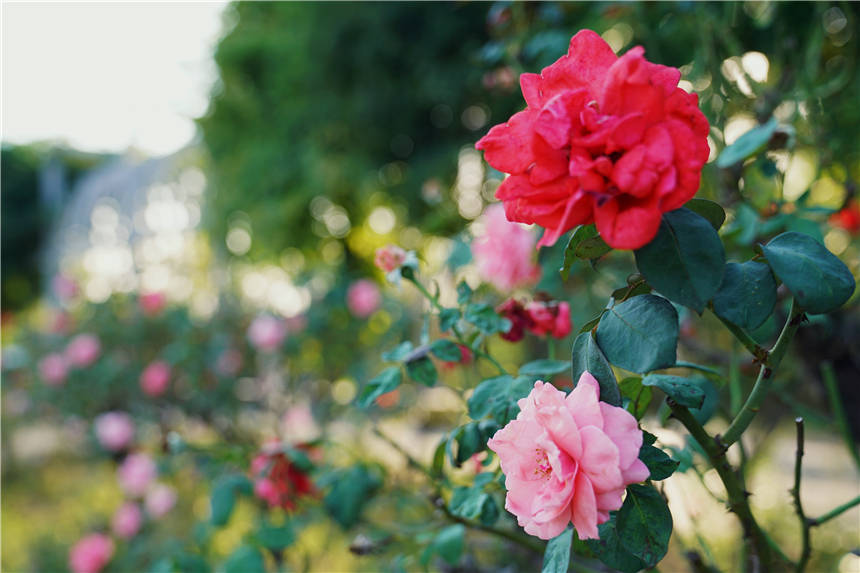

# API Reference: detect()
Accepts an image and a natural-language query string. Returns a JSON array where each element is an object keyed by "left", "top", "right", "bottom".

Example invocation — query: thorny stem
[
  {"left": 372, "top": 427, "right": 542, "bottom": 554},
  {"left": 406, "top": 276, "right": 508, "bottom": 376},
  {"left": 791, "top": 418, "right": 812, "bottom": 573},
  {"left": 721, "top": 300, "right": 805, "bottom": 447},
  {"left": 809, "top": 495, "right": 860, "bottom": 527},
  {"left": 669, "top": 401, "right": 772, "bottom": 572}
]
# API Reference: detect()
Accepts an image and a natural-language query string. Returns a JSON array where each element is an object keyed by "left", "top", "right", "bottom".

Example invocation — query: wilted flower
[
  {"left": 139, "top": 361, "right": 171, "bottom": 397},
  {"left": 38, "top": 353, "right": 68, "bottom": 386},
  {"left": 496, "top": 299, "right": 533, "bottom": 342},
  {"left": 346, "top": 279, "right": 381, "bottom": 318},
  {"left": 94, "top": 411, "right": 135, "bottom": 452},
  {"left": 526, "top": 300, "right": 572, "bottom": 338},
  {"left": 112, "top": 502, "right": 142, "bottom": 539},
  {"left": 68, "top": 533, "right": 114, "bottom": 573},
  {"left": 472, "top": 203, "right": 541, "bottom": 292},
  {"left": 488, "top": 373, "right": 649, "bottom": 540},
  {"left": 117, "top": 453, "right": 157, "bottom": 497},
  {"left": 65, "top": 334, "right": 101, "bottom": 368},
  {"left": 247, "top": 315, "right": 287, "bottom": 352}
]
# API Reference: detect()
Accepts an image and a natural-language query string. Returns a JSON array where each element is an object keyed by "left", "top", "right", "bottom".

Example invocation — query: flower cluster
[
  {"left": 251, "top": 445, "right": 315, "bottom": 511},
  {"left": 497, "top": 298, "right": 571, "bottom": 341},
  {"left": 476, "top": 30, "right": 709, "bottom": 250}
]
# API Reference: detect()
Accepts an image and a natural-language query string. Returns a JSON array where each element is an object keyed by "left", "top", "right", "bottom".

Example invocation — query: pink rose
[
  {"left": 472, "top": 204, "right": 541, "bottom": 291},
  {"left": 111, "top": 502, "right": 142, "bottom": 539},
  {"left": 117, "top": 453, "right": 157, "bottom": 497},
  {"left": 53, "top": 274, "right": 79, "bottom": 302},
  {"left": 526, "top": 301, "right": 572, "bottom": 338},
  {"left": 346, "top": 279, "right": 381, "bottom": 318},
  {"left": 38, "top": 353, "right": 68, "bottom": 386},
  {"left": 139, "top": 292, "right": 167, "bottom": 316},
  {"left": 139, "top": 361, "right": 171, "bottom": 397},
  {"left": 488, "top": 373, "right": 649, "bottom": 540},
  {"left": 247, "top": 315, "right": 287, "bottom": 352},
  {"left": 374, "top": 244, "right": 407, "bottom": 273},
  {"left": 145, "top": 483, "right": 177, "bottom": 518},
  {"left": 215, "top": 348, "right": 243, "bottom": 377},
  {"left": 94, "top": 411, "right": 135, "bottom": 452},
  {"left": 68, "top": 533, "right": 114, "bottom": 573},
  {"left": 65, "top": 334, "right": 101, "bottom": 368}
]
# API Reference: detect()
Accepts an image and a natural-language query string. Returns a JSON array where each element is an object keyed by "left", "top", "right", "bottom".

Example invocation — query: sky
[{"left": 2, "top": 2, "right": 228, "bottom": 156}]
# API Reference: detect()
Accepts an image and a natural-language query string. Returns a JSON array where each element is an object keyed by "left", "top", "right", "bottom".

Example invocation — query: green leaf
[
  {"left": 382, "top": 341, "right": 414, "bottom": 362},
  {"left": 357, "top": 367, "right": 402, "bottom": 407},
  {"left": 430, "top": 438, "right": 446, "bottom": 478},
  {"left": 457, "top": 281, "right": 473, "bottom": 305},
  {"left": 595, "top": 295, "right": 678, "bottom": 374},
  {"left": 577, "top": 314, "right": 603, "bottom": 334},
  {"left": 571, "top": 332, "right": 621, "bottom": 406},
  {"left": 634, "top": 208, "right": 726, "bottom": 313},
  {"left": 586, "top": 513, "right": 649, "bottom": 573},
  {"left": 684, "top": 198, "right": 726, "bottom": 231},
  {"left": 688, "top": 376, "right": 720, "bottom": 424},
  {"left": 449, "top": 420, "right": 499, "bottom": 465},
  {"left": 256, "top": 523, "right": 295, "bottom": 551},
  {"left": 616, "top": 484, "right": 673, "bottom": 567},
  {"left": 210, "top": 475, "right": 252, "bottom": 527},
  {"left": 716, "top": 117, "right": 778, "bottom": 168},
  {"left": 541, "top": 527, "right": 572, "bottom": 573},
  {"left": 639, "top": 432, "right": 679, "bottom": 481},
  {"left": 618, "top": 376, "right": 652, "bottom": 419},
  {"left": 430, "top": 339, "right": 462, "bottom": 362},
  {"left": 519, "top": 359, "right": 569, "bottom": 377},
  {"left": 324, "top": 465, "right": 382, "bottom": 528},
  {"left": 641, "top": 374, "right": 705, "bottom": 408},
  {"left": 712, "top": 261, "right": 777, "bottom": 330},
  {"left": 406, "top": 356, "right": 437, "bottom": 386},
  {"left": 611, "top": 281, "right": 651, "bottom": 303},
  {"left": 223, "top": 545, "right": 264, "bottom": 573},
  {"left": 465, "top": 303, "right": 511, "bottom": 334},
  {"left": 422, "top": 524, "right": 465, "bottom": 566},
  {"left": 761, "top": 232, "right": 856, "bottom": 314},
  {"left": 438, "top": 308, "right": 461, "bottom": 332},
  {"left": 468, "top": 375, "right": 533, "bottom": 425},
  {"left": 449, "top": 473, "right": 498, "bottom": 526}
]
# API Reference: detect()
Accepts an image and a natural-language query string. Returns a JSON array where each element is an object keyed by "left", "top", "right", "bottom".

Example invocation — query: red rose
[
  {"left": 251, "top": 447, "right": 315, "bottom": 511},
  {"left": 497, "top": 299, "right": 533, "bottom": 342},
  {"left": 526, "top": 301, "right": 572, "bottom": 339},
  {"left": 830, "top": 200, "right": 860, "bottom": 235},
  {"left": 476, "top": 30, "right": 710, "bottom": 250}
]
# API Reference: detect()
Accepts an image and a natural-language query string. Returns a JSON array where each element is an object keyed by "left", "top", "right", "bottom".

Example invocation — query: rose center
[{"left": 533, "top": 448, "right": 552, "bottom": 479}]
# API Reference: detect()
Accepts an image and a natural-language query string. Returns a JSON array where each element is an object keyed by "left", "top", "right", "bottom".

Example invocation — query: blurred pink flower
[
  {"left": 139, "top": 292, "right": 167, "bottom": 316},
  {"left": 215, "top": 348, "right": 243, "bottom": 377},
  {"left": 68, "top": 533, "right": 114, "bottom": 573},
  {"left": 247, "top": 315, "right": 287, "bottom": 352},
  {"left": 53, "top": 274, "right": 79, "bottom": 302},
  {"left": 526, "top": 300, "right": 572, "bottom": 338},
  {"left": 38, "top": 353, "right": 68, "bottom": 386},
  {"left": 65, "top": 334, "right": 101, "bottom": 368},
  {"left": 139, "top": 361, "right": 171, "bottom": 397},
  {"left": 374, "top": 244, "right": 407, "bottom": 273},
  {"left": 94, "top": 412, "right": 135, "bottom": 452},
  {"left": 48, "top": 309, "right": 73, "bottom": 334},
  {"left": 346, "top": 279, "right": 381, "bottom": 318},
  {"left": 488, "top": 374, "right": 649, "bottom": 540},
  {"left": 145, "top": 483, "right": 177, "bottom": 518},
  {"left": 111, "top": 502, "right": 142, "bottom": 539},
  {"left": 472, "top": 204, "right": 541, "bottom": 291},
  {"left": 118, "top": 453, "right": 158, "bottom": 497}
]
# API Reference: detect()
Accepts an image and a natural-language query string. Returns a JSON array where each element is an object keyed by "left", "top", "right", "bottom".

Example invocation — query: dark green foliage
[
  {"left": 542, "top": 527, "right": 572, "bottom": 573},
  {"left": 595, "top": 295, "right": 679, "bottom": 374},
  {"left": 712, "top": 261, "right": 778, "bottom": 330},
  {"left": 571, "top": 332, "right": 621, "bottom": 406}
]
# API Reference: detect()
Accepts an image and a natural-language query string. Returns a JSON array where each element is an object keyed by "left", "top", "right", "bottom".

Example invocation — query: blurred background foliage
[{"left": 3, "top": 2, "right": 860, "bottom": 572}]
